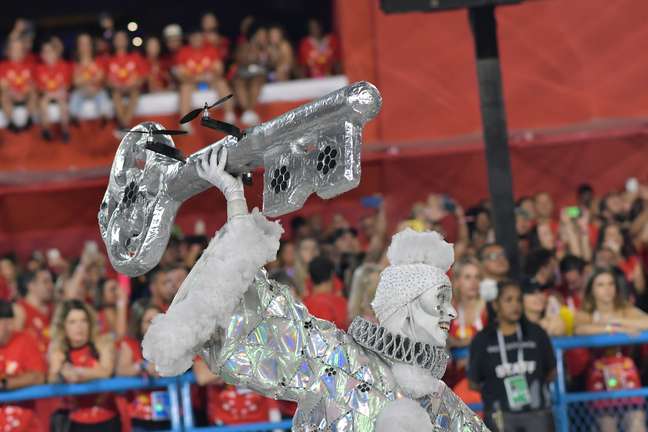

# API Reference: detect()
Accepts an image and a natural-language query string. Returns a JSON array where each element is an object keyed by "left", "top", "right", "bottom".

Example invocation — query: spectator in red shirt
[
  {"left": 162, "top": 24, "right": 183, "bottom": 61},
  {"left": 8, "top": 18, "right": 37, "bottom": 66},
  {"left": 597, "top": 222, "right": 645, "bottom": 295},
  {"left": 0, "top": 300, "right": 47, "bottom": 432},
  {"left": 232, "top": 26, "right": 270, "bottom": 126},
  {"left": 448, "top": 258, "right": 487, "bottom": 348},
  {"left": 35, "top": 41, "right": 72, "bottom": 141},
  {"left": 13, "top": 269, "right": 54, "bottom": 354},
  {"left": 70, "top": 33, "right": 112, "bottom": 126},
  {"left": 106, "top": 30, "right": 145, "bottom": 130},
  {"left": 48, "top": 300, "right": 119, "bottom": 430},
  {"left": 95, "top": 278, "right": 128, "bottom": 339},
  {"left": 144, "top": 36, "right": 171, "bottom": 92},
  {"left": 303, "top": 256, "right": 348, "bottom": 330},
  {"left": 267, "top": 24, "right": 294, "bottom": 82},
  {"left": 134, "top": 265, "right": 186, "bottom": 314},
  {"left": 202, "top": 12, "right": 230, "bottom": 61},
  {"left": 558, "top": 255, "right": 587, "bottom": 312},
  {"left": 116, "top": 301, "right": 169, "bottom": 430},
  {"left": 0, "top": 258, "right": 18, "bottom": 302},
  {"left": 0, "top": 37, "right": 37, "bottom": 133},
  {"left": 535, "top": 192, "right": 559, "bottom": 234},
  {"left": 176, "top": 29, "right": 236, "bottom": 129},
  {"left": 298, "top": 19, "right": 340, "bottom": 78}
]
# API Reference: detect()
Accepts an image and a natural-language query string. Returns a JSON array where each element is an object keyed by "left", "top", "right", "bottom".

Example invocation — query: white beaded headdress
[{"left": 372, "top": 228, "right": 454, "bottom": 323}]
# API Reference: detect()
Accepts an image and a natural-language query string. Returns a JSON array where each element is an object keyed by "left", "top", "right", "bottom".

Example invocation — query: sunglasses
[{"left": 484, "top": 252, "right": 506, "bottom": 261}]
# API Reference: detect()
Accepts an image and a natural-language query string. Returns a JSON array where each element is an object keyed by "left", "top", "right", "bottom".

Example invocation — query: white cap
[
  {"left": 163, "top": 24, "right": 183, "bottom": 39},
  {"left": 371, "top": 229, "right": 454, "bottom": 323}
]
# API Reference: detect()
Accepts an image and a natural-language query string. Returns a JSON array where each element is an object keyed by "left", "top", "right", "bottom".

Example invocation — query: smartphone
[
  {"left": 361, "top": 195, "right": 383, "bottom": 209},
  {"left": 150, "top": 391, "right": 171, "bottom": 421},
  {"left": 565, "top": 206, "right": 581, "bottom": 219}
]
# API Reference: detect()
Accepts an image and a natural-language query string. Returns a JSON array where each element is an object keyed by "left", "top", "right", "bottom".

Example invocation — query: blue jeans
[{"left": 69, "top": 89, "right": 112, "bottom": 118}]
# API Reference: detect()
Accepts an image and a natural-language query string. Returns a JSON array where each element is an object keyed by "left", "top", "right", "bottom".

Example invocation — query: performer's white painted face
[
  {"left": 383, "top": 285, "right": 457, "bottom": 347},
  {"left": 413, "top": 285, "right": 457, "bottom": 346}
]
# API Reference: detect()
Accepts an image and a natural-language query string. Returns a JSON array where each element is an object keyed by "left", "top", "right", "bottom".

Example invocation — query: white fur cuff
[{"left": 142, "top": 209, "right": 283, "bottom": 376}]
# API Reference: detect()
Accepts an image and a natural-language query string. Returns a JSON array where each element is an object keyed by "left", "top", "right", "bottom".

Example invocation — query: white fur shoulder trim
[{"left": 375, "top": 398, "right": 433, "bottom": 432}]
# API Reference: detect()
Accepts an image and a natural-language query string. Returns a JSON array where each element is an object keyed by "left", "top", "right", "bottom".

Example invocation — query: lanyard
[{"left": 496, "top": 324, "right": 524, "bottom": 366}]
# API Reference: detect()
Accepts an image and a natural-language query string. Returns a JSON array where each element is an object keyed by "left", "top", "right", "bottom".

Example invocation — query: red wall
[{"left": 336, "top": 0, "right": 648, "bottom": 143}]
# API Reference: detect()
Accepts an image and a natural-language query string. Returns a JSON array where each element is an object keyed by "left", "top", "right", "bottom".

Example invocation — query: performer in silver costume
[{"left": 142, "top": 147, "right": 489, "bottom": 432}]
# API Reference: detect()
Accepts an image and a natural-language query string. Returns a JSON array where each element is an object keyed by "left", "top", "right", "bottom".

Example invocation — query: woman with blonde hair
[
  {"left": 347, "top": 263, "right": 382, "bottom": 322},
  {"left": 48, "top": 299, "right": 118, "bottom": 431},
  {"left": 448, "top": 257, "right": 486, "bottom": 348}
]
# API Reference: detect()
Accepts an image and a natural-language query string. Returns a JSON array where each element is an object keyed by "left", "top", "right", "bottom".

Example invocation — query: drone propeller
[
  {"left": 144, "top": 141, "right": 186, "bottom": 163},
  {"left": 201, "top": 117, "right": 244, "bottom": 140},
  {"left": 180, "top": 94, "right": 233, "bottom": 124},
  {"left": 126, "top": 129, "right": 188, "bottom": 136}
]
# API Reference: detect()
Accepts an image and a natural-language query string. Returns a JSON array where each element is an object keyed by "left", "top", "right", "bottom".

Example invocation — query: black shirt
[{"left": 468, "top": 320, "right": 556, "bottom": 413}]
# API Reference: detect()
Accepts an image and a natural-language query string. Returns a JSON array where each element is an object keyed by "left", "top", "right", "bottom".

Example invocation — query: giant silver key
[{"left": 98, "top": 81, "right": 382, "bottom": 276}]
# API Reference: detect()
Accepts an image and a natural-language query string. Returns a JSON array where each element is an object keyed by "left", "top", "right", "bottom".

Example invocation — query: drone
[
  {"left": 179, "top": 94, "right": 244, "bottom": 140},
  {"left": 124, "top": 126, "right": 188, "bottom": 163}
]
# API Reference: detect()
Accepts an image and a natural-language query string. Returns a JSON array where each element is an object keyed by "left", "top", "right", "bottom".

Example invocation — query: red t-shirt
[
  {"left": 106, "top": 52, "right": 146, "bottom": 86},
  {"left": 17, "top": 299, "right": 52, "bottom": 354},
  {"left": 35, "top": 61, "right": 72, "bottom": 93},
  {"left": 203, "top": 36, "right": 230, "bottom": 60},
  {"left": 75, "top": 59, "right": 105, "bottom": 84},
  {"left": 144, "top": 59, "right": 169, "bottom": 91},
  {"left": 303, "top": 275, "right": 344, "bottom": 298},
  {"left": 65, "top": 344, "right": 118, "bottom": 424},
  {"left": 303, "top": 291, "right": 348, "bottom": 330},
  {"left": 298, "top": 35, "right": 339, "bottom": 78},
  {"left": 175, "top": 45, "right": 220, "bottom": 77},
  {"left": 0, "top": 60, "right": 34, "bottom": 96},
  {"left": 207, "top": 384, "right": 278, "bottom": 425},
  {"left": 0, "top": 331, "right": 46, "bottom": 432}
]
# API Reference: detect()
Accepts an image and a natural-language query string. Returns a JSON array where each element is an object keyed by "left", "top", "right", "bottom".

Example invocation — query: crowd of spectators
[
  {"left": 4, "top": 177, "right": 648, "bottom": 430},
  {"left": 0, "top": 13, "right": 341, "bottom": 141}
]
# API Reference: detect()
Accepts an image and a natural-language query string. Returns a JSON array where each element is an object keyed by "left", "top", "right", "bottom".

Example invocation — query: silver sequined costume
[{"left": 199, "top": 269, "right": 487, "bottom": 431}]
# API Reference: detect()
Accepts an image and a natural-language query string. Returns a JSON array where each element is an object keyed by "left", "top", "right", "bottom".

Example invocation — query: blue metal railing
[
  {"left": 0, "top": 375, "right": 183, "bottom": 431},
  {"left": 551, "top": 331, "right": 648, "bottom": 432},
  {"left": 2, "top": 331, "right": 648, "bottom": 431}
]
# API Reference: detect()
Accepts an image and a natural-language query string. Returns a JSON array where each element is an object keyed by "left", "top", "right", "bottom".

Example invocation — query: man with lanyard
[{"left": 468, "top": 280, "right": 556, "bottom": 432}]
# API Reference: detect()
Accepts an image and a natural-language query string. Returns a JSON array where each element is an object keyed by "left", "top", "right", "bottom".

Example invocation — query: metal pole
[{"left": 468, "top": 5, "right": 520, "bottom": 279}]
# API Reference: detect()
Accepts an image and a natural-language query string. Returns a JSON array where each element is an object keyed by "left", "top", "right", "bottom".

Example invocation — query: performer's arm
[{"left": 142, "top": 146, "right": 283, "bottom": 376}]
